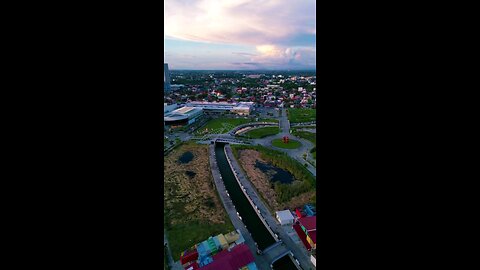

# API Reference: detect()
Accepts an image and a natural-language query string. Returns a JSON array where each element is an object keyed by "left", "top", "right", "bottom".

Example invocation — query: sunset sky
[{"left": 164, "top": 0, "right": 316, "bottom": 70}]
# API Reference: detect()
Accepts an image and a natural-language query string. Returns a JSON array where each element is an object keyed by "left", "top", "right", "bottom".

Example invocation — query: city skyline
[{"left": 164, "top": 0, "right": 316, "bottom": 70}]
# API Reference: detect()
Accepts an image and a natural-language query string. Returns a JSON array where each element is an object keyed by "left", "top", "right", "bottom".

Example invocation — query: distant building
[
  {"left": 164, "top": 103, "right": 178, "bottom": 114},
  {"left": 164, "top": 63, "right": 171, "bottom": 93},
  {"left": 187, "top": 101, "right": 254, "bottom": 115},
  {"left": 164, "top": 106, "right": 203, "bottom": 128}
]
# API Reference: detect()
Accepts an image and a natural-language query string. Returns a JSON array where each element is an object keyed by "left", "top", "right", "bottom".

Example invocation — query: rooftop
[
  {"left": 199, "top": 243, "right": 254, "bottom": 270},
  {"left": 299, "top": 216, "right": 316, "bottom": 232},
  {"left": 276, "top": 210, "right": 294, "bottom": 221}
]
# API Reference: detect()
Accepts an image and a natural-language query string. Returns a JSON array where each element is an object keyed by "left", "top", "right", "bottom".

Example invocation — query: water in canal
[
  {"left": 214, "top": 143, "right": 276, "bottom": 250},
  {"left": 272, "top": 255, "right": 298, "bottom": 270}
]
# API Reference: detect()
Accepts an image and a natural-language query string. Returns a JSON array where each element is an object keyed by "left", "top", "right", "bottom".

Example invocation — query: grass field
[
  {"left": 195, "top": 118, "right": 251, "bottom": 135},
  {"left": 271, "top": 138, "right": 302, "bottom": 149},
  {"left": 257, "top": 118, "right": 279, "bottom": 123},
  {"left": 196, "top": 117, "right": 278, "bottom": 135},
  {"left": 293, "top": 131, "right": 316, "bottom": 145},
  {"left": 288, "top": 108, "right": 316, "bottom": 123},
  {"left": 243, "top": 127, "right": 279, "bottom": 138},
  {"left": 293, "top": 130, "right": 316, "bottom": 159},
  {"left": 164, "top": 143, "right": 234, "bottom": 261}
]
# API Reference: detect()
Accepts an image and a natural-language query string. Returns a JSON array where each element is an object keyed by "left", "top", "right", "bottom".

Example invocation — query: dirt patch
[
  {"left": 237, "top": 149, "right": 315, "bottom": 211},
  {"left": 164, "top": 144, "right": 227, "bottom": 227}
]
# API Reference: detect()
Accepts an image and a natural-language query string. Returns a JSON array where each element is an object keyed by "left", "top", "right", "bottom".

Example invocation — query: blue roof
[{"left": 246, "top": 262, "right": 258, "bottom": 270}]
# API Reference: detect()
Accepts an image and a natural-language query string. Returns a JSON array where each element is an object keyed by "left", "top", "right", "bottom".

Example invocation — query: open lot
[
  {"left": 287, "top": 108, "right": 316, "bottom": 123},
  {"left": 164, "top": 143, "right": 234, "bottom": 260},
  {"left": 271, "top": 138, "right": 302, "bottom": 149}
]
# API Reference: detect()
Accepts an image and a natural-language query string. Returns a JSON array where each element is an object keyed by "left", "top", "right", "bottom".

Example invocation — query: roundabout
[{"left": 271, "top": 138, "right": 302, "bottom": 149}]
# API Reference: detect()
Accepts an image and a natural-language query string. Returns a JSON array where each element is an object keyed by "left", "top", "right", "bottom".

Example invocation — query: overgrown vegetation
[
  {"left": 164, "top": 144, "right": 234, "bottom": 261},
  {"left": 231, "top": 145, "right": 316, "bottom": 203}
]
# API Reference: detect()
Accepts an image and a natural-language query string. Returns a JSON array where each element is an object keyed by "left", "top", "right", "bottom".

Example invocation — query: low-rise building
[{"left": 276, "top": 210, "right": 295, "bottom": 225}]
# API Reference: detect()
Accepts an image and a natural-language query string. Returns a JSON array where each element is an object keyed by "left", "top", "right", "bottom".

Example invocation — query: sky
[{"left": 164, "top": 0, "right": 316, "bottom": 70}]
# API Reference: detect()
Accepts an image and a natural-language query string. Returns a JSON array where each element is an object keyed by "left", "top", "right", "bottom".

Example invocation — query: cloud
[
  {"left": 250, "top": 45, "right": 316, "bottom": 66},
  {"left": 232, "top": 52, "right": 257, "bottom": 57},
  {"left": 165, "top": 0, "right": 315, "bottom": 46}
]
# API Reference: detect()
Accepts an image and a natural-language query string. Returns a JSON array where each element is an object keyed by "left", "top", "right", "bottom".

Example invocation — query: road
[
  {"left": 225, "top": 145, "right": 314, "bottom": 270},
  {"left": 251, "top": 108, "right": 317, "bottom": 176}
]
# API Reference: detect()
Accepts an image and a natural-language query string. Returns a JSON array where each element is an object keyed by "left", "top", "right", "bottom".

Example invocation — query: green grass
[
  {"left": 293, "top": 131, "right": 316, "bottom": 145},
  {"left": 196, "top": 117, "right": 278, "bottom": 135},
  {"left": 257, "top": 118, "right": 279, "bottom": 123},
  {"left": 271, "top": 138, "right": 302, "bottom": 149},
  {"left": 243, "top": 127, "right": 279, "bottom": 138},
  {"left": 195, "top": 118, "right": 251, "bottom": 135},
  {"left": 166, "top": 221, "right": 234, "bottom": 261},
  {"left": 293, "top": 130, "right": 316, "bottom": 160},
  {"left": 287, "top": 108, "right": 316, "bottom": 123}
]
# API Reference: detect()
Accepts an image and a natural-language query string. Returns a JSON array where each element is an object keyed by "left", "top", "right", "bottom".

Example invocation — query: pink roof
[
  {"left": 299, "top": 216, "right": 316, "bottom": 231},
  {"left": 199, "top": 244, "right": 254, "bottom": 270}
]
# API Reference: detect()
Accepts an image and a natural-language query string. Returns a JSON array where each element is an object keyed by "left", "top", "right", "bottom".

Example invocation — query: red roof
[
  {"left": 299, "top": 216, "right": 316, "bottom": 231},
  {"left": 180, "top": 250, "right": 199, "bottom": 265},
  {"left": 293, "top": 223, "right": 311, "bottom": 250},
  {"left": 295, "top": 208, "right": 303, "bottom": 218},
  {"left": 199, "top": 243, "right": 254, "bottom": 270},
  {"left": 308, "top": 230, "right": 317, "bottom": 244}
]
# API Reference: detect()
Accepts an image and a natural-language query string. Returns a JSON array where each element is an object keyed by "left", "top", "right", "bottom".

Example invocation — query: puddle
[
  {"left": 178, "top": 151, "right": 194, "bottom": 163},
  {"left": 254, "top": 160, "right": 294, "bottom": 184},
  {"left": 185, "top": 171, "right": 196, "bottom": 179}
]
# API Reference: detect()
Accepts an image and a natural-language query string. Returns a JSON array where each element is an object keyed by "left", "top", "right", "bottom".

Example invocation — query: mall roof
[{"left": 164, "top": 107, "right": 202, "bottom": 121}]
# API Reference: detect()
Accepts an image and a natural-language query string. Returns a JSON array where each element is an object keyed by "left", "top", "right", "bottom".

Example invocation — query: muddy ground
[{"left": 237, "top": 149, "right": 315, "bottom": 212}]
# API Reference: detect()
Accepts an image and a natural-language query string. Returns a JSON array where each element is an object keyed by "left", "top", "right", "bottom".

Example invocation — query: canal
[
  {"left": 214, "top": 143, "right": 276, "bottom": 250},
  {"left": 272, "top": 255, "right": 298, "bottom": 270}
]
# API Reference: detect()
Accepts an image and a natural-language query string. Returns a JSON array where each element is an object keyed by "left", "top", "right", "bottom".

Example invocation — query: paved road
[
  {"left": 225, "top": 145, "right": 314, "bottom": 270},
  {"left": 250, "top": 108, "right": 317, "bottom": 176}
]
